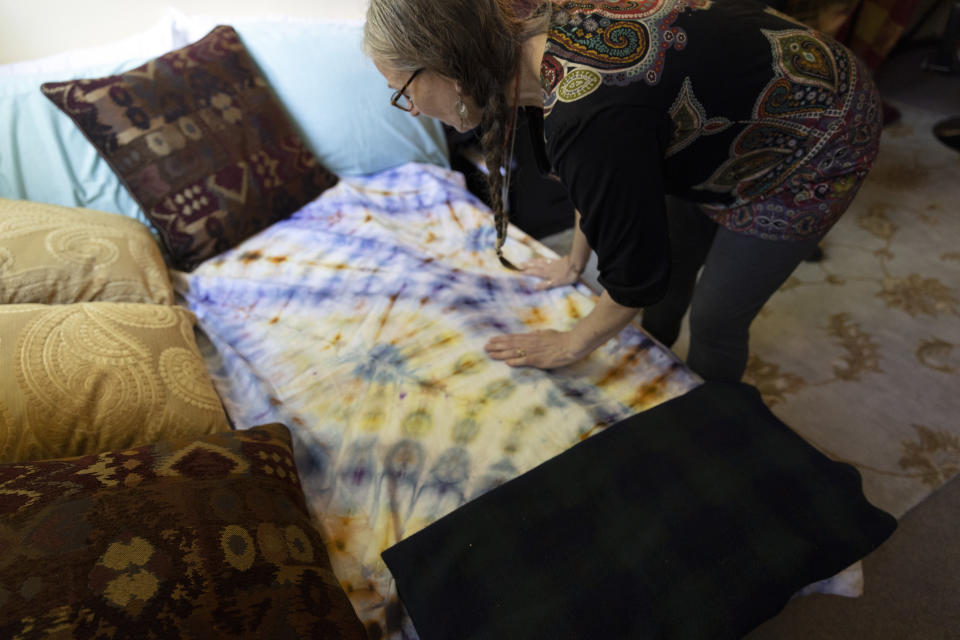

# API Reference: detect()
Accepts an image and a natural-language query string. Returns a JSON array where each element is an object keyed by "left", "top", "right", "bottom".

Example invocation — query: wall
[{"left": 0, "top": 0, "right": 369, "bottom": 63}]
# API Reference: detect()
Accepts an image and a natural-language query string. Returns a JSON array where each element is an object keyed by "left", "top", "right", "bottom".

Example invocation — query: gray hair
[{"left": 364, "top": 0, "right": 551, "bottom": 260}]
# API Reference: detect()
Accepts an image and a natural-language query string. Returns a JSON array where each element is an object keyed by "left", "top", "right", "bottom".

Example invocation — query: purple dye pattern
[{"left": 173, "top": 163, "right": 700, "bottom": 637}]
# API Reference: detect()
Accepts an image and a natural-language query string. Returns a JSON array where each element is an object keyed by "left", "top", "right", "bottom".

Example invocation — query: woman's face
[{"left": 373, "top": 59, "right": 482, "bottom": 133}]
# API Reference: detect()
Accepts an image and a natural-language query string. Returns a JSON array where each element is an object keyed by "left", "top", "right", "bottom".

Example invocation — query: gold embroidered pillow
[
  {"left": 0, "top": 423, "right": 367, "bottom": 639},
  {"left": 0, "top": 303, "right": 230, "bottom": 463},
  {"left": 0, "top": 198, "right": 173, "bottom": 304},
  {"left": 41, "top": 25, "right": 338, "bottom": 271}
]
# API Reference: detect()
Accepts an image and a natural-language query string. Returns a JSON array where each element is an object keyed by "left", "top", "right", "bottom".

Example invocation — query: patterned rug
[{"left": 544, "top": 102, "right": 960, "bottom": 519}]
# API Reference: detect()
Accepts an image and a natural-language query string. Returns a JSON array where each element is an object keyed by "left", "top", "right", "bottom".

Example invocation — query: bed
[{"left": 0, "top": 10, "right": 896, "bottom": 640}]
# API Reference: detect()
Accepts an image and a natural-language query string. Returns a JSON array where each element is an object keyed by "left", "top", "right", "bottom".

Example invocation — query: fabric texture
[
  {"left": 537, "top": 0, "right": 882, "bottom": 307},
  {"left": 0, "top": 302, "right": 230, "bottom": 463},
  {"left": 41, "top": 25, "right": 339, "bottom": 271},
  {"left": 381, "top": 381, "right": 898, "bottom": 640},
  {"left": 172, "top": 13, "right": 451, "bottom": 176},
  {"left": 0, "top": 198, "right": 173, "bottom": 305},
  {"left": 0, "top": 423, "right": 367, "bottom": 639},
  {"left": 173, "top": 163, "right": 701, "bottom": 637},
  {"left": 697, "top": 49, "right": 881, "bottom": 240}
]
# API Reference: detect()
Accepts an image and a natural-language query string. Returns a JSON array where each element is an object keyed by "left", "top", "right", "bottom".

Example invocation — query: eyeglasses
[{"left": 390, "top": 68, "right": 424, "bottom": 112}]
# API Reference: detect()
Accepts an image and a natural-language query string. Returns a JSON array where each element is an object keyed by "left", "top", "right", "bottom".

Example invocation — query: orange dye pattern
[
  {"left": 375, "top": 291, "right": 401, "bottom": 341},
  {"left": 417, "top": 379, "right": 446, "bottom": 394},
  {"left": 594, "top": 345, "right": 642, "bottom": 387},
  {"left": 446, "top": 202, "right": 466, "bottom": 231},
  {"left": 625, "top": 366, "right": 685, "bottom": 410},
  {"left": 452, "top": 354, "right": 483, "bottom": 375},
  {"left": 578, "top": 422, "right": 604, "bottom": 441},
  {"left": 523, "top": 306, "right": 548, "bottom": 326},
  {"left": 429, "top": 333, "right": 456, "bottom": 349}
]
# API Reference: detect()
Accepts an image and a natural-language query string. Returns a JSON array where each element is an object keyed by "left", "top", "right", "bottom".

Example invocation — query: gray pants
[{"left": 640, "top": 198, "right": 821, "bottom": 382}]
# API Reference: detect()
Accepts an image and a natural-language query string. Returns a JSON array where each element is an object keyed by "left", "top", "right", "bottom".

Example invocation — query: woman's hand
[
  {"left": 485, "top": 291, "right": 640, "bottom": 370},
  {"left": 522, "top": 255, "right": 583, "bottom": 291},
  {"left": 484, "top": 329, "right": 588, "bottom": 369}
]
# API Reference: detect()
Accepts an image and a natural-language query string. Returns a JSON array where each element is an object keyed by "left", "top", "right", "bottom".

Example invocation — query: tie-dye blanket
[{"left": 172, "top": 163, "right": 699, "bottom": 637}]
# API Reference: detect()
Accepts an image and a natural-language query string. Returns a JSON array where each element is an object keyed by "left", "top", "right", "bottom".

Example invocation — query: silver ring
[{"left": 517, "top": 348, "right": 526, "bottom": 357}]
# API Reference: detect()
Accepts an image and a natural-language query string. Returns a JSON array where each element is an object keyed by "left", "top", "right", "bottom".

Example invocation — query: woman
[{"left": 365, "top": 0, "right": 881, "bottom": 382}]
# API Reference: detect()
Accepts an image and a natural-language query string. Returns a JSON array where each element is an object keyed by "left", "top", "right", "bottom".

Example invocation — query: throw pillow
[
  {"left": 0, "top": 198, "right": 173, "bottom": 304},
  {"left": 0, "top": 302, "right": 230, "bottom": 463},
  {"left": 0, "top": 423, "right": 367, "bottom": 639},
  {"left": 382, "top": 381, "right": 898, "bottom": 640},
  {"left": 173, "top": 14, "right": 451, "bottom": 176},
  {"left": 41, "top": 25, "right": 338, "bottom": 271}
]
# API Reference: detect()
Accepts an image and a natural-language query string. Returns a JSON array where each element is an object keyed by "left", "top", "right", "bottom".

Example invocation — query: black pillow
[{"left": 382, "top": 381, "right": 896, "bottom": 640}]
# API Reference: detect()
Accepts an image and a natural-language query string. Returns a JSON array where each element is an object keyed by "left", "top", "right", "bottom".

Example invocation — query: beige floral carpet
[{"left": 543, "top": 102, "right": 960, "bottom": 519}]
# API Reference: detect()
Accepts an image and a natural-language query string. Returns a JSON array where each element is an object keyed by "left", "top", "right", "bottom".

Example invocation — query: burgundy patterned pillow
[
  {"left": 41, "top": 26, "right": 338, "bottom": 271},
  {"left": 0, "top": 423, "right": 367, "bottom": 639}
]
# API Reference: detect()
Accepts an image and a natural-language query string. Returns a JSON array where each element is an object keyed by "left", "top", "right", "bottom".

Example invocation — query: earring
[{"left": 455, "top": 94, "right": 468, "bottom": 130}]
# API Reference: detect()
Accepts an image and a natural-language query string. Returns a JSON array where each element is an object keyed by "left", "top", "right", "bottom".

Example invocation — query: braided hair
[{"left": 364, "top": 0, "right": 550, "bottom": 265}]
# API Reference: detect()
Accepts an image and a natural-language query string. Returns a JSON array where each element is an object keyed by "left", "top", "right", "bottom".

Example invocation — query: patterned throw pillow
[
  {"left": 40, "top": 25, "right": 338, "bottom": 271},
  {"left": 0, "top": 302, "right": 230, "bottom": 463},
  {"left": 0, "top": 423, "right": 367, "bottom": 639},
  {"left": 0, "top": 198, "right": 174, "bottom": 304}
]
